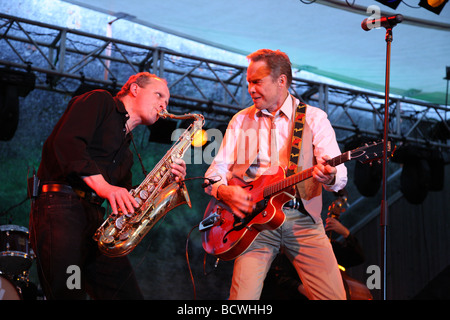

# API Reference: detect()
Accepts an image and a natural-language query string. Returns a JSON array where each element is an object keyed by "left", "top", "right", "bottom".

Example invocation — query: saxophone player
[{"left": 29, "top": 72, "right": 186, "bottom": 299}]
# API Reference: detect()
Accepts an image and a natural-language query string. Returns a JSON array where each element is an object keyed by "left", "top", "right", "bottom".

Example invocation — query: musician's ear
[
  {"left": 278, "top": 74, "right": 288, "bottom": 88},
  {"left": 129, "top": 82, "right": 139, "bottom": 97}
]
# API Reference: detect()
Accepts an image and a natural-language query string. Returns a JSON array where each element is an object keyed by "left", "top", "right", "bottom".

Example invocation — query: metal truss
[{"left": 1, "top": 12, "right": 449, "bottom": 151}]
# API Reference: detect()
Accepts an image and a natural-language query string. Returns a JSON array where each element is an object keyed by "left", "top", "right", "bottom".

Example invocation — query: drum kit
[{"left": 0, "top": 224, "right": 41, "bottom": 300}]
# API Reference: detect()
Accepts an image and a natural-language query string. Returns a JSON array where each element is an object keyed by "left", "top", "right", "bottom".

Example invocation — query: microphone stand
[
  {"left": 380, "top": 26, "right": 393, "bottom": 301},
  {"left": 362, "top": 13, "right": 402, "bottom": 301}
]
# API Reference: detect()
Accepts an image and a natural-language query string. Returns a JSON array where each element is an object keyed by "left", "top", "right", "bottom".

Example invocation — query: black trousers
[{"left": 29, "top": 191, "right": 143, "bottom": 300}]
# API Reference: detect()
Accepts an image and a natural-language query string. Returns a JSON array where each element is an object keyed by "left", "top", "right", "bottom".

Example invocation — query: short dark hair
[
  {"left": 247, "top": 49, "right": 292, "bottom": 88},
  {"left": 116, "top": 72, "right": 166, "bottom": 98}
]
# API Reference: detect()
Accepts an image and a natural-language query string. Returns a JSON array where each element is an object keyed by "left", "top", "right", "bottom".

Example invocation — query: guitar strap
[{"left": 286, "top": 98, "right": 307, "bottom": 177}]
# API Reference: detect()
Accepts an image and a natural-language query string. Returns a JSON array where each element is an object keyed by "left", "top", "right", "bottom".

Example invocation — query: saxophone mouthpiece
[{"left": 158, "top": 110, "right": 170, "bottom": 119}]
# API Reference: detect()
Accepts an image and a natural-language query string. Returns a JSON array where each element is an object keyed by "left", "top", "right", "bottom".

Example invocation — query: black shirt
[{"left": 38, "top": 90, "right": 133, "bottom": 191}]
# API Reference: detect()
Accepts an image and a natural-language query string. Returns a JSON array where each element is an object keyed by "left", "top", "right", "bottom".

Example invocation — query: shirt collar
[
  {"left": 256, "top": 94, "right": 294, "bottom": 121},
  {"left": 114, "top": 96, "right": 128, "bottom": 115}
]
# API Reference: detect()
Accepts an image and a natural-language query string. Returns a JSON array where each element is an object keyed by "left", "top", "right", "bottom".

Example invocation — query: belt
[
  {"left": 40, "top": 183, "right": 104, "bottom": 206},
  {"left": 283, "top": 198, "right": 308, "bottom": 214}
]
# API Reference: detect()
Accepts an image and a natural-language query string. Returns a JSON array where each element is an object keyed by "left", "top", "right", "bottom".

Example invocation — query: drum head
[{"left": 0, "top": 275, "right": 21, "bottom": 300}]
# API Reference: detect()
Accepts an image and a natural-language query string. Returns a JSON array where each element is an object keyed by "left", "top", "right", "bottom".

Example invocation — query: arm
[
  {"left": 308, "top": 107, "right": 347, "bottom": 191},
  {"left": 83, "top": 174, "right": 137, "bottom": 215},
  {"left": 52, "top": 91, "right": 139, "bottom": 214},
  {"left": 204, "top": 114, "right": 254, "bottom": 219}
]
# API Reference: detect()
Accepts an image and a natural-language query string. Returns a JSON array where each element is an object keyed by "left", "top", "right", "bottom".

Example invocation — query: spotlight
[
  {"left": 344, "top": 134, "right": 383, "bottom": 197},
  {"left": 354, "top": 160, "right": 382, "bottom": 197},
  {"left": 445, "top": 66, "right": 450, "bottom": 80},
  {"left": 419, "top": 0, "right": 448, "bottom": 14},
  {"left": 192, "top": 129, "right": 208, "bottom": 147},
  {"left": 400, "top": 157, "right": 431, "bottom": 204},
  {"left": 444, "top": 66, "right": 449, "bottom": 106},
  {"left": 0, "top": 68, "right": 35, "bottom": 141},
  {"left": 394, "top": 145, "right": 445, "bottom": 204},
  {"left": 375, "top": 0, "right": 402, "bottom": 9}
]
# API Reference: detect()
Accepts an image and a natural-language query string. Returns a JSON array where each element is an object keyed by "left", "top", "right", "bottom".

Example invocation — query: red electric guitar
[{"left": 200, "top": 140, "right": 391, "bottom": 261}]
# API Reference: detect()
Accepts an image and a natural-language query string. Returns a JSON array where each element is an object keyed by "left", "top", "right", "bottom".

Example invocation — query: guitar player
[{"left": 203, "top": 49, "right": 348, "bottom": 300}]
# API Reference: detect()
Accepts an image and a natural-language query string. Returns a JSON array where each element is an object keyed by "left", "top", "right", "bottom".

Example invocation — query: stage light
[
  {"left": 344, "top": 134, "right": 383, "bottom": 197},
  {"left": 419, "top": 0, "right": 448, "bottom": 14},
  {"left": 375, "top": 0, "right": 402, "bottom": 9},
  {"left": 400, "top": 157, "right": 431, "bottom": 204},
  {"left": 354, "top": 160, "right": 382, "bottom": 197},
  {"left": 0, "top": 68, "right": 35, "bottom": 141},
  {"left": 444, "top": 66, "right": 449, "bottom": 106},
  {"left": 393, "top": 145, "right": 445, "bottom": 204},
  {"left": 192, "top": 129, "right": 208, "bottom": 147}
]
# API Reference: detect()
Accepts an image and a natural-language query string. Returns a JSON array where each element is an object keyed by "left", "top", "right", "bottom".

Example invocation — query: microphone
[{"left": 361, "top": 14, "right": 403, "bottom": 31}]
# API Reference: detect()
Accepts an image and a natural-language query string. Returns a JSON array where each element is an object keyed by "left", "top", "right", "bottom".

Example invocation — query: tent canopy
[{"left": 63, "top": 0, "right": 450, "bottom": 105}]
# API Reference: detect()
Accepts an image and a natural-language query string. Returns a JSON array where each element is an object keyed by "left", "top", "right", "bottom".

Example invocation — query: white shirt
[{"left": 205, "top": 95, "right": 347, "bottom": 216}]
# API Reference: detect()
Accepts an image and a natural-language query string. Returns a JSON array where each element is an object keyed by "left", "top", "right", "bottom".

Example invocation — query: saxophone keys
[
  {"left": 139, "top": 190, "right": 149, "bottom": 200},
  {"left": 115, "top": 216, "right": 126, "bottom": 230},
  {"left": 102, "top": 235, "right": 114, "bottom": 244},
  {"left": 134, "top": 197, "right": 142, "bottom": 205},
  {"left": 119, "top": 231, "right": 130, "bottom": 241}
]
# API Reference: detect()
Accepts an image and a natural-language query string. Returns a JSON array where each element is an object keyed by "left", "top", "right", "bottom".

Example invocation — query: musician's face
[
  {"left": 133, "top": 78, "right": 170, "bottom": 125},
  {"left": 247, "top": 60, "right": 286, "bottom": 113}
]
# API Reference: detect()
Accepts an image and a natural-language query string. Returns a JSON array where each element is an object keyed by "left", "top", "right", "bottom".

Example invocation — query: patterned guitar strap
[{"left": 286, "top": 100, "right": 307, "bottom": 177}]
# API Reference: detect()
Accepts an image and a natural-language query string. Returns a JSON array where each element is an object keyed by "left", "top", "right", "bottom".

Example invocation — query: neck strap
[{"left": 286, "top": 100, "right": 307, "bottom": 177}]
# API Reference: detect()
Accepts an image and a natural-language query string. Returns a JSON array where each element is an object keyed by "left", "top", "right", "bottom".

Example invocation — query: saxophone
[{"left": 93, "top": 110, "right": 205, "bottom": 257}]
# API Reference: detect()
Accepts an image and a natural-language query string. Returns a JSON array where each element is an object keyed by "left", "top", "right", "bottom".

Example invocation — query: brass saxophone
[{"left": 93, "top": 110, "right": 205, "bottom": 257}]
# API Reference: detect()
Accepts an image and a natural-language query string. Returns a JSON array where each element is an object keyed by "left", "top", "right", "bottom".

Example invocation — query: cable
[
  {"left": 0, "top": 197, "right": 28, "bottom": 219},
  {"left": 185, "top": 224, "right": 199, "bottom": 299},
  {"left": 179, "top": 175, "right": 221, "bottom": 188},
  {"left": 401, "top": 0, "right": 421, "bottom": 9}
]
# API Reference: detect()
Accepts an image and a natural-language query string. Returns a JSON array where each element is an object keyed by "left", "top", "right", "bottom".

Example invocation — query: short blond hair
[{"left": 116, "top": 72, "right": 166, "bottom": 98}]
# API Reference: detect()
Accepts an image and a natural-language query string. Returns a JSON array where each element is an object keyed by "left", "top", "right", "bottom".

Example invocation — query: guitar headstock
[
  {"left": 349, "top": 140, "right": 394, "bottom": 164},
  {"left": 327, "top": 196, "right": 347, "bottom": 219}
]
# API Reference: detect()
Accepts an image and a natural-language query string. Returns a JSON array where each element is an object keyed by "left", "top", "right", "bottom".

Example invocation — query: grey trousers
[{"left": 229, "top": 208, "right": 346, "bottom": 300}]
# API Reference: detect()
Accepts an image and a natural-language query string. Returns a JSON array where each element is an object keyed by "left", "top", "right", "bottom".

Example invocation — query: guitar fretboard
[{"left": 263, "top": 151, "right": 351, "bottom": 198}]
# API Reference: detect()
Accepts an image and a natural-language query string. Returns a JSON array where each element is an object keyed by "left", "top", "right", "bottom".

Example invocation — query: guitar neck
[{"left": 263, "top": 151, "right": 351, "bottom": 198}]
